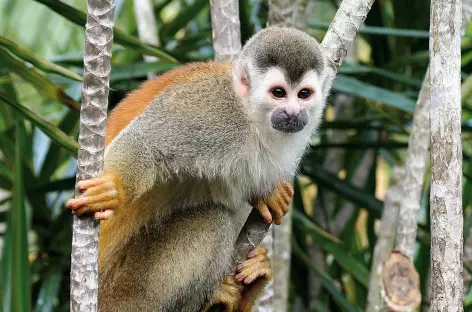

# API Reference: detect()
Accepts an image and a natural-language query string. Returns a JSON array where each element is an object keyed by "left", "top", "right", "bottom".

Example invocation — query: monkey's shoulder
[{"left": 105, "top": 61, "right": 233, "bottom": 145}]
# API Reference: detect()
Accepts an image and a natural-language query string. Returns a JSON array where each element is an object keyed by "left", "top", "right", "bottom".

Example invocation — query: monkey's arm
[{"left": 66, "top": 135, "right": 163, "bottom": 220}]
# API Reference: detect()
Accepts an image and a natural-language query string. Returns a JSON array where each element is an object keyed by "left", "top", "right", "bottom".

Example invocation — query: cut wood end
[{"left": 381, "top": 250, "right": 421, "bottom": 312}]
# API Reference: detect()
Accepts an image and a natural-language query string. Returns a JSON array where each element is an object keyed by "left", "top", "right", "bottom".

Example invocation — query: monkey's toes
[
  {"left": 235, "top": 247, "right": 272, "bottom": 284},
  {"left": 204, "top": 276, "right": 242, "bottom": 312}
]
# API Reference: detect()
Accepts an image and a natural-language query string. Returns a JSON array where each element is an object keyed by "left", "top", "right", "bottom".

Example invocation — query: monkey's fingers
[
  {"left": 235, "top": 247, "right": 272, "bottom": 284},
  {"left": 252, "top": 181, "right": 293, "bottom": 225},
  {"left": 66, "top": 173, "right": 121, "bottom": 220},
  {"left": 252, "top": 200, "right": 272, "bottom": 223}
]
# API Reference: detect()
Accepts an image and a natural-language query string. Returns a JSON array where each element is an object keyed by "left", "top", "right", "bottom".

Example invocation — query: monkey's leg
[
  {"left": 66, "top": 171, "right": 122, "bottom": 220},
  {"left": 202, "top": 276, "right": 243, "bottom": 312},
  {"left": 99, "top": 206, "right": 236, "bottom": 312},
  {"left": 252, "top": 181, "right": 294, "bottom": 225},
  {"left": 204, "top": 247, "right": 272, "bottom": 312}
]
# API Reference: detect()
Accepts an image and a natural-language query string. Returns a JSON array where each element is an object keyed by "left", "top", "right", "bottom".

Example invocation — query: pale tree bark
[
  {"left": 209, "top": 0, "right": 242, "bottom": 61},
  {"left": 459, "top": 0, "right": 472, "bottom": 291},
  {"left": 133, "top": 0, "right": 160, "bottom": 79},
  {"left": 321, "top": 0, "right": 375, "bottom": 82},
  {"left": 395, "top": 69, "right": 431, "bottom": 260},
  {"left": 429, "top": 0, "right": 463, "bottom": 310},
  {"left": 366, "top": 167, "right": 406, "bottom": 312},
  {"left": 70, "top": 0, "right": 115, "bottom": 311}
]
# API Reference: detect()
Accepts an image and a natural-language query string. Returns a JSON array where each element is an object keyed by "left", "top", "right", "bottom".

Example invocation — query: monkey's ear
[{"left": 233, "top": 59, "right": 250, "bottom": 98}]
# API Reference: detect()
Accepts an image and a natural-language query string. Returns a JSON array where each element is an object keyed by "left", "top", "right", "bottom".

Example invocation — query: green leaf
[
  {"left": 301, "top": 161, "right": 383, "bottom": 218},
  {"left": 333, "top": 75, "right": 416, "bottom": 113},
  {"left": 160, "top": 0, "right": 209, "bottom": 38},
  {"left": 34, "top": 0, "right": 179, "bottom": 64},
  {"left": 0, "top": 47, "right": 80, "bottom": 111},
  {"left": 31, "top": 177, "right": 75, "bottom": 193},
  {"left": 292, "top": 210, "right": 370, "bottom": 288},
  {"left": 11, "top": 119, "right": 31, "bottom": 312},
  {"left": 309, "top": 21, "right": 429, "bottom": 38},
  {"left": 34, "top": 267, "right": 62, "bottom": 312},
  {"left": 339, "top": 63, "right": 422, "bottom": 88},
  {"left": 0, "top": 92, "right": 78, "bottom": 156},
  {"left": 292, "top": 239, "right": 362, "bottom": 312},
  {"left": 110, "top": 62, "right": 177, "bottom": 81},
  {"left": 0, "top": 36, "right": 82, "bottom": 82},
  {"left": 38, "top": 110, "right": 78, "bottom": 183}
]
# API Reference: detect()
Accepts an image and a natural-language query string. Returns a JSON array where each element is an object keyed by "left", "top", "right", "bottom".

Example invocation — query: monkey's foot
[
  {"left": 203, "top": 276, "right": 243, "bottom": 312},
  {"left": 252, "top": 181, "right": 293, "bottom": 225},
  {"left": 66, "top": 172, "right": 122, "bottom": 220},
  {"left": 235, "top": 247, "right": 272, "bottom": 284}
]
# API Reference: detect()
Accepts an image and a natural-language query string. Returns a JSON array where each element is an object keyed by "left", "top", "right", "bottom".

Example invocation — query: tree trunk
[
  {"left": 133, "top": 0, "right": 160, "bottom": 79},
  {"left": 70, "top": 1, "right": 115, "bottom": 311},
  {"left": 209, "top": 0, "right": 242, "bottom": 62},
  {"left": 429, "top": 0, "right": 463, "bottom": 310}
]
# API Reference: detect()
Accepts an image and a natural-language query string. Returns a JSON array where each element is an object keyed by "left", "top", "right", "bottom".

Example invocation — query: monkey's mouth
[{"left": 270, "top": 108, "right": 308, "bottom": 133}]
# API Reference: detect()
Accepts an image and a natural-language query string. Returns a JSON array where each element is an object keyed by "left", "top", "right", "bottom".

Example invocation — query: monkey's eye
[
  {"left": 298, "top": 89, "right": 313, "bottom": 100},
  {"left": 271, "top": 87, "right": 287, "bottom": 98}
]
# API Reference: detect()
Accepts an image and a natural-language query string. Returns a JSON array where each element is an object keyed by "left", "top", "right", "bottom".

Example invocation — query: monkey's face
[{"left": 248, "top": 66, "right": 325, "bottom": 134}]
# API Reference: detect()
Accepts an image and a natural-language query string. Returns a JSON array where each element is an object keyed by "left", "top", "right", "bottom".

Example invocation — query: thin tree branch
[
  {"left": 429, "top": 0, "right": 464, "bottom": 310},
  {"left": 70, "top": 0, "right": 114, "bottom": 311},
  {"left": 209, "top": 0, "right": 242, "bottom": 61},
  {"left": 133, "top": 0, "right": 160, "bottom": 79}
]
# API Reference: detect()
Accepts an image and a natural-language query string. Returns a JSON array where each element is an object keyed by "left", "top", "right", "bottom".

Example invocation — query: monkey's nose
[{"left": 270, "top": 108, "right": 309, "bottom": 133}]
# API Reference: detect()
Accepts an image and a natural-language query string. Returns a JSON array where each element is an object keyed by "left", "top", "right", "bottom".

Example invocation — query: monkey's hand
[
  {"left": 252, "top": 181, "right": 293, "bottom": 225},
  {"left": 66, "top": 172, "right": 122, "bottom": 221}
]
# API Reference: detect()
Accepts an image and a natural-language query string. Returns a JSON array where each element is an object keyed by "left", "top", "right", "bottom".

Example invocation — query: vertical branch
[
  {"left": 429, "top": 0, "right": 463, "bottom": 310},
  {"left": 395, "top": 69, "right": 431, "bottom": 260},
  {"left": 210, "top": 0, "right": 242, "bottom": 61},
  {"left": 366, "top": 167, "right": 405, "bottom": 312},
  {"left": 267, "top": 0, "right": 295, "bottom": 27},
  {"left": 133, "top": 0, "right": 160, "bottom": 79},
  {"left": 70, "top": 0, "right": 115, "bottom": 311}
]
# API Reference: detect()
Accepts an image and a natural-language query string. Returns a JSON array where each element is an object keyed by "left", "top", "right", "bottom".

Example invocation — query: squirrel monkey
[{"left": 66, "top": 26, "right": 329, "bottom": 311}]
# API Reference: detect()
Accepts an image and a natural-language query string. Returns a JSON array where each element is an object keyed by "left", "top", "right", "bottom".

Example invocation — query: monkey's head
[{"left": 233, "top": 26, "right": 330, "bottom": 134}]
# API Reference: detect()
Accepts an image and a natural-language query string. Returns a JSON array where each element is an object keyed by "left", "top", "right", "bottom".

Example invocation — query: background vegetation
[{"left": 1, "top": 0, "right": 471, "bottom": 311}]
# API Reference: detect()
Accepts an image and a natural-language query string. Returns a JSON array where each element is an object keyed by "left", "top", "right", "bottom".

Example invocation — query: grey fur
[
  {"left": 270, "top": 108, "right": 309, "bottom": 133},
  {"left": 100, "top": 27, "right": 328, "bottom": 312},
  {"left": 239, "top": 26, "right": 325, "bottom": 85}
]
